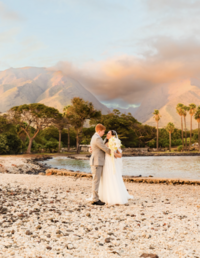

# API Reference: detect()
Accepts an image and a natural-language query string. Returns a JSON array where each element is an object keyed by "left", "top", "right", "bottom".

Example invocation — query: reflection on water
[{"left": 43, "top": 156, "right": 200, "bottom": 179}]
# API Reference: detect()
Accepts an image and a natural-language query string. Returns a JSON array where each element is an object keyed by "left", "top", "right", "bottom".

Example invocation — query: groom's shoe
[{"left": 92, "top": 200, "right": 105, "bottom": 206}]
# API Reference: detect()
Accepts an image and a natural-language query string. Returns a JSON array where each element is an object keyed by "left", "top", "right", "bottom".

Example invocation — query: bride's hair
[{"left": 105, "top": 130, "right": 117, "bottom": 144}]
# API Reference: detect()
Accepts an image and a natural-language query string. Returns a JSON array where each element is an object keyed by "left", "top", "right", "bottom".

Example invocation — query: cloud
[
  {"left": 52, "top": 35, "right": 200, "bottom": 108},
  {"left": 3, "top": 36, "right": 45, "bottom": 61},
  {"left": 0, "top": 1, "right": 24, "bottom": 21},
  {"left": 140, "top": 0, "right": 200, "bottom": 38},
  {"left": 0, "top": 28, "right": 20, "bottom": 47},
  {"left": 144, "top": 0, "right": 200, "bottom": 11}
]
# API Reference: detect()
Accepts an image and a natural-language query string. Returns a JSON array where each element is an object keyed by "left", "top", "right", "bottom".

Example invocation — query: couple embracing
[{"left": 89, "top": 124, "right": 133, "bottom": 206}]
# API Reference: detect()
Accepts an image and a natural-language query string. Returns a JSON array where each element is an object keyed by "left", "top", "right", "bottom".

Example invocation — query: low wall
[
  {"left": 45, "top": 168, "right": 200, "bottom": 185},
  {"left": 79, "top": 145, "right": 90, "bottom": 152},
  {"left": 79, "top": 146, "right": 150, "bottom": 153},
  {"left": 123, "top": 148, "right": 149, "bottom": 153}
]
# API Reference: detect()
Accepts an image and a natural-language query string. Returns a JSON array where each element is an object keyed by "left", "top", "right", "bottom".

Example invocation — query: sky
[{"left": 1, "top": 0, "right": 200, "bottom": 109}]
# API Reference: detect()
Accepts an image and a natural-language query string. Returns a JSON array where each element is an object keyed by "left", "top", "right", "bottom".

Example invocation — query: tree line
[
  {"left": 153, "top": 103, "right": 200, "bottom": 152},
  {"left": 0, "top": 98, "right": 200, "bottom": 155}
]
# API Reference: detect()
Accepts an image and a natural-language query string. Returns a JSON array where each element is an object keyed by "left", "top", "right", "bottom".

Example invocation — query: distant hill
[
  {"left": 133, "top": 80, "right": 200, "bottom": 129},
  {"left": 0, "top": 67, "right": 110, "bottom": 114},
  {"left": 2, "top": 67, "right": 200, "bottom": 129}
]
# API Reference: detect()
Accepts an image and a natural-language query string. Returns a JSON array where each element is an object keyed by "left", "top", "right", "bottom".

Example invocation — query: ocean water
[{"left": 42, "top": 156, "right": 200, "bottom": 180}]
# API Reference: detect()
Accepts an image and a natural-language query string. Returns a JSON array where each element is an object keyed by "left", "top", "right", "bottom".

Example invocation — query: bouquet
[{"left": 108, "top": 136, "right": 121, "bottom": 174}]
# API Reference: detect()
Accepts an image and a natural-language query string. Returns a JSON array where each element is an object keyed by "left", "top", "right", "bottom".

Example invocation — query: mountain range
[
  {"left": 0, "top": 67, "right": 110, "bottom": 114},
  {"left": 1, "top": 67, "right": 200, "bottom": 129},
  {"left": 136, "top": 80, "right": 200, "bottom": 129}
]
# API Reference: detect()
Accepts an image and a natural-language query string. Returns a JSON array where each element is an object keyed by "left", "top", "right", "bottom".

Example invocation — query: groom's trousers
[{"left": 91, "top": 165, "right": 103, "bottom": 202}]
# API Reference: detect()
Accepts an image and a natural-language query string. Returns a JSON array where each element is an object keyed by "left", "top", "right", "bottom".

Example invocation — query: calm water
[{"left": 43, "top": 156, "right": 200, "bottom": 180}]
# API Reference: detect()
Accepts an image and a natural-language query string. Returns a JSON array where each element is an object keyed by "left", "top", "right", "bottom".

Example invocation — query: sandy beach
[{"left": 0, "top": 173, "right": 200, "bottom": 258}]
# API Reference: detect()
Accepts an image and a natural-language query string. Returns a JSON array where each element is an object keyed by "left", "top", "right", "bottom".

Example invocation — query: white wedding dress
[{"left": 98, "top": 149, "right": 133, "bottom": 205}]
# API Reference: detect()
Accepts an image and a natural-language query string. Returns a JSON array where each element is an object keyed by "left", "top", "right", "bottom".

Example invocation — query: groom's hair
[{"left": 95, "top": 124, "right": 106, "bottom": 132}]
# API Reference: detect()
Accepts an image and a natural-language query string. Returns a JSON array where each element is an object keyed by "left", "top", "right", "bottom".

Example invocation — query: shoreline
[
  {"left": 67, "top": 152, "right": 200, "bottom": 160},
  {"left": 0, "top": 155, "right": 52, "bottom": 175},
  {"left": 1, "top": 154, "right": 200, "bottom": 185}
]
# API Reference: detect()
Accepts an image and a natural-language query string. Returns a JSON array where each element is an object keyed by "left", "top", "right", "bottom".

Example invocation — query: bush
[
  {"left": 0, "top": 135, "right": 9, "bottom": 154},
  {"left": 4, "top": 132, "right": 22, "bottom": 154},
  {"left": 177, "top": 145, "right": 183, "bottom": 152},
  {"left": 162, "top": 141, "right": 169, "bottom": 148},
  {"left": 173, "top": 139, "right": 182, "bottom": 146},
  {"left": 147, "top": 139, "right": 156, "bottom": 148},
  {"left": 45, "top": 141, "right": 59, "bottom": 153},
  {"left": 0, "top": 133, "right": 22, "bottom": 154},
  {"left": 31, "top": 141, "right": 45, "bottom": 153}
]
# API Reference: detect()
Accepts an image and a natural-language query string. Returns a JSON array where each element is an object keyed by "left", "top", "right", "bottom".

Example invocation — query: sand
[{"left": 0, "top": 173, "right": 200, "bottom": 258}]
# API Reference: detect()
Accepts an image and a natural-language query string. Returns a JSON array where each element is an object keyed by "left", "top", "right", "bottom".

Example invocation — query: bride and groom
[{"left": 89, "top": 124, "right": 133, "bottom": 206}]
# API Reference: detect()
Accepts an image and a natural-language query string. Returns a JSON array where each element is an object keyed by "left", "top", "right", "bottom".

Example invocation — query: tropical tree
[
  {"left": 45, "top": 141, "right": 59, "bottom": 153},
  {"left": 176, "top": 103, "right": 184, "bottom": 147},
  {"left": 52, "top": 114, "right": 69, "bottom": 152},
  {"left": 9, "top": 104, "right": 61, "bottom": 154},
  {"left": 183, "top": 105, "right": 190, "bottom": 149},
  {"left": 0, "top": 135, "right": 9, "bottom": 154},
  {"left": 166, "top": 122, "right": 175, "bottom": 152},
  {"left": 189, "top": 103, "right": 197, "bottom": 148},
  {"left": 63, "top": 107, "right": 74, "bottom": 152},
  {"left": 195, "top": 106, "right": 200, "bottom": 152},
  {"left": 153, "top": 109, "right": 161, "bottom": 151},
  {"left": 0, "top": 114, "right": 15, "bottom": 133},
  {"left": 64, "top": 97, "right": 101, "bottom": 153},
  {"left": 91, "top": 109, "right": 140, "bottom": 147}
]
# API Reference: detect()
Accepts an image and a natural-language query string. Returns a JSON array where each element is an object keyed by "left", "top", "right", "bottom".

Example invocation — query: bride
[{"left": 95, "top": 130, "right": 133, "bottom": 205}]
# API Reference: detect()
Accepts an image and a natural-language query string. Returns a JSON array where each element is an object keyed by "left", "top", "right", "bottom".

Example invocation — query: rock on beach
[
  {"left": 0, "top": 156, "right": 50, "bottom": 175},
  {"left": 0, "top": 173, "right": 200, "bottom": 257}
]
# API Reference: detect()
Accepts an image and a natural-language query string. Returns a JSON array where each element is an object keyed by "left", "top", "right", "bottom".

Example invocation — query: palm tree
[
  {"left": 63, "top": 106, "right": 72, "bottom": 152},
  {"left": 53, "top": 115, "right": 69, "bottom": 153},
  {"left": 195, "top": 106, "right": 200, "bottom": 152},
  {"left": 176, "top": 103, "right": 184, "bottom": 147},
  {"left": 166, "top": 122, "right": 175, "bottom": 152},
  {"left": 153, "top": 109, "right": 161, "bottom": 151},
  {"left": 183, "top": 105, "right": 190, "bottom": 150},
  {"left": 189, "top": 104, "right": 197, "bottom": 148}
]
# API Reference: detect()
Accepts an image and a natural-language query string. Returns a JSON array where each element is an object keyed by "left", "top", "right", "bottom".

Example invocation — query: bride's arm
[{"left": 115, "top": 148, "right": 122, "bottom": 158}]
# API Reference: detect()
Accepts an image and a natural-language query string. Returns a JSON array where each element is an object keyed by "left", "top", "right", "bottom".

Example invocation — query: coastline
[
  {"left": 67, "top": 152, "right": 200, "bottom": 161},
  {"left": 1, "top": 154, "right": 200, "bottom": 185},
  {"left": 0, "top": 155, "right": 52, "bottom": 175}
]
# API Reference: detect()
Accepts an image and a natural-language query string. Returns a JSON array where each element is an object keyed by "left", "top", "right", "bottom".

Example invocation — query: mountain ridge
[{"left": 0, "top": 67, "right": 110, "bottom": 114}]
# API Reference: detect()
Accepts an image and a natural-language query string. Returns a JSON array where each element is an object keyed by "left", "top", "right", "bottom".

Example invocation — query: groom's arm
[{"left": 95, "top": 137, "right": 111, "bottom": 155}]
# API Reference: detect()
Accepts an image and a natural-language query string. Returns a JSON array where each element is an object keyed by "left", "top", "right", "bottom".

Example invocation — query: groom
[{"left": 90, "top": 124, "right": 116, "bottom": 205}]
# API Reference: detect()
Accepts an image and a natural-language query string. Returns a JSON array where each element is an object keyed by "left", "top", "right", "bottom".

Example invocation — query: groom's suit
[{"left": 90, "top": 133, "right": 111, "bottom": 202}]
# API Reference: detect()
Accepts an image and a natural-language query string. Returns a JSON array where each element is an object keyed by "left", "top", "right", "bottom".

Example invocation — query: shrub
[
  {"left": 162, "top": 141, "right": 169, "bottom": 148},
  {"left": 173, "top": 139, "right": 182, "bottom": 146},
  {"left": 4, "top": 132, "right": 22, "bottom": 154},
  {"left": 0, "top": 135, "right": 9, "bottom": 154},
  {"left": 177, "top": 145, "right": 183, "bottom": 152},
  {"left": 148, "top": 139, "right": 156, "bottom": 148},
  {"left": 45, "top": 141, "right": 59, "bottom": 153},
  {"left": 81, "top": 139, "right": 90, "bottom": 144}
]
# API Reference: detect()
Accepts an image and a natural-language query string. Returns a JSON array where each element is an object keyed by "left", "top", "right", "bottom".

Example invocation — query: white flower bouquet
[{"left": 108, "top": 136, "right": 121, "bottom": 174}]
